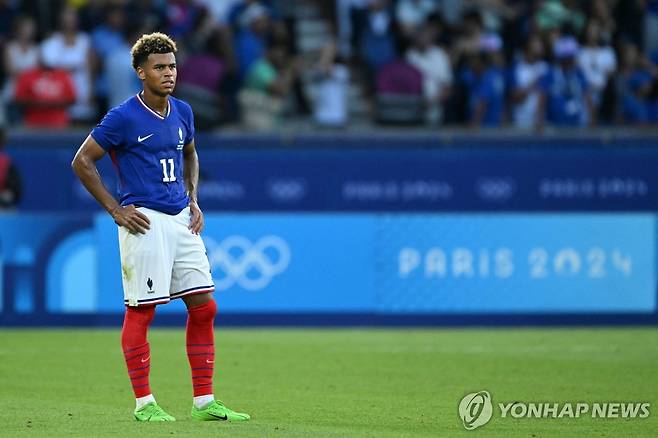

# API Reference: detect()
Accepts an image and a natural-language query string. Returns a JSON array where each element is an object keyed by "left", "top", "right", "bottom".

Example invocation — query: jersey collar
[{"left": 136, "top": 92, "right": 171, "bottom": 120}]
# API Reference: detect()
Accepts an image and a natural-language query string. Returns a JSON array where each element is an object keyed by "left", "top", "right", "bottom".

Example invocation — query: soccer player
[{"left": 71, "top": 32, "right": 250, "bottom": 423}]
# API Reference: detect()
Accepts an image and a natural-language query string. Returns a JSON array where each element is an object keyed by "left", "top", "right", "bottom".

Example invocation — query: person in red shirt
[{"left": 13, "top": 52, "right": 76, "bottom": 128}]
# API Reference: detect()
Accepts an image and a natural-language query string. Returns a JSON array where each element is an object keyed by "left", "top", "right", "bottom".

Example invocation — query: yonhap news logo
[
  {"left": 459, "top": 391, "right": 493, "bottom": 430},
  {"left": 204, "top": 235, "right": 291, "bottom": 291},
  {"left": 458, "top": 391, "right": 650, "bottom": 430}
]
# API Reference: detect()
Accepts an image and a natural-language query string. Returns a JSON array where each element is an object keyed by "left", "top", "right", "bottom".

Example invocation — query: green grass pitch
[{"left": 1, "top": 328, "right": 657, "bottom": 437}]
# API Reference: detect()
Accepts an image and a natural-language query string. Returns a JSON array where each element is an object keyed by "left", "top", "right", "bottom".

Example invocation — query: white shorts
[{"left": 118, "top": 206, "right": 214, "bottom": 306}]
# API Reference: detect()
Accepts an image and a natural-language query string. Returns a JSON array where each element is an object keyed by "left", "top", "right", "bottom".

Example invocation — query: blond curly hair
[{"left": 130, "top": 32, "right": 178, "bottom": 70}]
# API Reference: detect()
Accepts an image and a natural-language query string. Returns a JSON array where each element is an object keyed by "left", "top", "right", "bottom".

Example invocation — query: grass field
[{"left": 1, "top": 328, "right": 658, "bottom": 437}]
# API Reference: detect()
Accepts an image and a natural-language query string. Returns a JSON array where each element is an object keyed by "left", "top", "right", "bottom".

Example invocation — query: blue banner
[
  {"left": 0, "top": 213, "right": 655, "bottom": 323},
  {"left": 375, "top": 214, "right": 656, "bottom": 313},
  {"left": 8, "top": 143, "right": 658, "bottom": 212}
]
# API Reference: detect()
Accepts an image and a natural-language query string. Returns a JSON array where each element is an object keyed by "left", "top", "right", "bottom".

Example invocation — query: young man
[{"left": 71, "top": 32, "right": 249, "bottom": 423}]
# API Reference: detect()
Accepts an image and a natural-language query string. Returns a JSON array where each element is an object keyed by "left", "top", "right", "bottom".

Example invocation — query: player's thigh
[
  {"left": 169, "top": 228, "right": 214, "bottom": 298},
  {"left": 119, "top": 208, "right": 175, "bottom": 305}
]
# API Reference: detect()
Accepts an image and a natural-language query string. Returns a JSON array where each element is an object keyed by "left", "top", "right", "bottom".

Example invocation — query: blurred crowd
[{"left": 1, "top": 0, "right": 658, "bottom": 131}]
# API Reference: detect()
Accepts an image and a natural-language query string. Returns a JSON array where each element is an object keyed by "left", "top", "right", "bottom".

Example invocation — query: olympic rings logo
[{"left": 204, "top": 235, "right": 291, "bottom": 291}]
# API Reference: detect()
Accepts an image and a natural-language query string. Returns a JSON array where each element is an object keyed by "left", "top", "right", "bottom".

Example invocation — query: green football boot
[
  {"left": 191, "top": 400, "right": 250, "bottom": 421},
  {"left": 134, "top": 402, "right": 176, "bottom": 422}
]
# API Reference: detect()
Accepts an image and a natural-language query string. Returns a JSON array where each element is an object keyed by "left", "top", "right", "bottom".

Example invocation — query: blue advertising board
[
  {"left": 7, "top": 140, "right": 658, "bottom": 212},
  {"left": 375, "top": 214, "right": 655, "bottom": 313},
  {"left": 0, "top": 212, "right": 655, "bottom": 325}
]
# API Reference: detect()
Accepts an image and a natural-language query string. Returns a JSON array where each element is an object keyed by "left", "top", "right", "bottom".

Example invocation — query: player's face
[{"left": 138, "top": 52, "right": 177, "bottom": 96}]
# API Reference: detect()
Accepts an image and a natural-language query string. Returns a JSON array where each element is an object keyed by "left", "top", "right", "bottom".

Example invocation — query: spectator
[
  {"left": 105, "top": 29, "right": 143, "bottom": 109},
  {"left": 90, "top": 5, "right": 126, "bottom": 61},
  {"left": 91, "top": 4, "right": 128, "bottom": 113},
  {"left": 510, "top": 33, "right": 548, "bottom": 129},
  {"left": 310, "top": 41, "right": 350, "bottom": 127},
  {"left": 13, "top": 48, "right": 76, "bottom": 128},
  {"left": 452, "top": 10, "right": 486, "bottom": 66},
  {"left": 578, "top": 20, "right": 616, "bottom": 117},
  {"left": 617, "top": 41, "right": 653, "bottom": 124},
  {"left": 234, "top": 2, "right": 271, "bottom": 80},
  {"left": 177, "top": 28, "right": 229, "bottom": 129},
  {"left": 0, "top": 127, "right": 21, "bottom": 210},
  {"left": 2, "top": 15, "right": 39, "bottom": 122},
  {"left": 359, "top": 0, "right": 396, "bottom": 70},
  {"left": 461, "top": 36, "right": 505, "bottom": 127},
  {"left": 40, "top": 6, "right": 94, "bottom": 122},
  {"left": 539, "top": 36, "right": 593, "bottom": 127},
  {"left": 406, "top": 23, "right": 453, "bottom": 125},
  {"left": 239, "top": 40, "right": 297, "bottom": 129}
]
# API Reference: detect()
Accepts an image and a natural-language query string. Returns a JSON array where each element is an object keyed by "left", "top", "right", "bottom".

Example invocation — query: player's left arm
[{"left": 183, "top": 140, "right": 204, "bottom": 234}]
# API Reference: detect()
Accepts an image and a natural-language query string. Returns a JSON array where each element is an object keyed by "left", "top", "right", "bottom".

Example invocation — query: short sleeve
[
  {"left": 91, "top": 108, "right": 124, "bottom": 151},
  {"left": 185, "top": 105, "right": 195, "bottom": 145}
]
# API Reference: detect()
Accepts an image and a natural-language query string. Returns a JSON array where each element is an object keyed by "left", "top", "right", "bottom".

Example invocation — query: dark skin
[{"left": 71, "top": 52, "right": 210, "bottom": 308}]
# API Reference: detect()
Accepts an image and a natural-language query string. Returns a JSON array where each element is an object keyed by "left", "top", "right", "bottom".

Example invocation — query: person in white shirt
[
  {"left": 406, "top": 24, "right": 452, "bottom": 125},
  {"left": 312, "top": 41, "right": 350, "bottom": 127},
  {"left": 577, "top": 20, "right": 616, "bottom": 113},
  {"left": 511, "top": 34, "right": 548, "bottom": 129},
  {"left": 40, "top": 6, "right": 94, "bottom": 121},
  {"left": 2, "top": 16, "right": 39, "bottom": 112}
]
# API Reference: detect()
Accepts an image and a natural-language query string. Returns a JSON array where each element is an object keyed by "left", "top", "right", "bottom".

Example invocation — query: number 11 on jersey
[{"left": 160, "top": 158, "right": 176, "bottom": 182}]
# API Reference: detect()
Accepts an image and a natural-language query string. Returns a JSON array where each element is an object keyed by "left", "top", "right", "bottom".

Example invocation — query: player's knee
[
  {"left": 121, "top": 305, "right": 155, "bottom": 346},
  {"left": 188, "top": 299, "right": 217, "bottom": 323},
  {"left": 124, "top": 305, "right": 156, "bottom": 329}
]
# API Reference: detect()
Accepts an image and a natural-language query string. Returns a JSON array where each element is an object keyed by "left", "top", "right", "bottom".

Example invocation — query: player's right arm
[{"left": 71, "top": 135, "right": 150, "bottom": 234}]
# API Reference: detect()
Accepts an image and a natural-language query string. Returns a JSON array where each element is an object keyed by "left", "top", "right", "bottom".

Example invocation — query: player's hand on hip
[
  {"left": 189, "top": 201, "right": 204, "bottom": 234},
  {"left": 111, "top": 205, "right": 151, "bottom": 234}
]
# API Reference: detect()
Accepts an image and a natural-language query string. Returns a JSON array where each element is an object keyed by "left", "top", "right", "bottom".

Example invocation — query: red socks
[
  {"left": 121, "top": 305, "right": 156, "bottom": 398},
  {"left": 186, "top": 300, "right": 217, "bottom": 396},
  {"left": 120, "top": 300, "right": 216, "bottom": 400}
]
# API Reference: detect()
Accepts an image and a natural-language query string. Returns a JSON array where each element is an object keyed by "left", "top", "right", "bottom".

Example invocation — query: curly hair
[{"left": 130, "top": 32, "right": 178, "bottom": 70}]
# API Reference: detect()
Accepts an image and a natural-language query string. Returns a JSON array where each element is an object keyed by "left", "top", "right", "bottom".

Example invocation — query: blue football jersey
[{"left": 91, "top": 93, "right": 195, "bottom": 215}]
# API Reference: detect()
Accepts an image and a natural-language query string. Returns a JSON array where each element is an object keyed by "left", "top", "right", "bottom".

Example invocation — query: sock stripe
[
  {"left": 193, "top": 375, "right": 213, "bottom": 379},
  {"left": 191, "top": 367, "right": 213, "bottom": 371},
  {"left": 193, "top": 383, "right": 213, "bottom": 387},
  {"left": 188, "top": 352, "right": 214, "bottom": 357},
  {"left": 128, "top": 365, "right": 150, "bottom": 373},
  {"left": 123, "top": 344, "right": 148, "bottom": 354},
  {"left": 125, "top": 352, "right": 149, "bottom": 361}
]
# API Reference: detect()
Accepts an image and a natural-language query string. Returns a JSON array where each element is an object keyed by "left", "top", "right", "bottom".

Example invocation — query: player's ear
[{"left": 136, "top": 66, "right": 146, "bottom": 80}]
